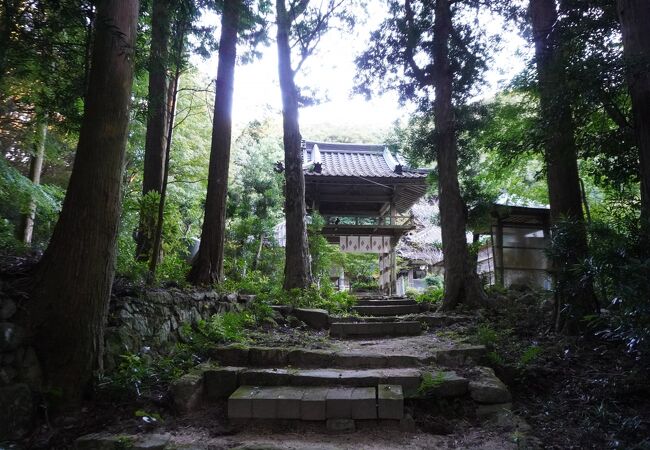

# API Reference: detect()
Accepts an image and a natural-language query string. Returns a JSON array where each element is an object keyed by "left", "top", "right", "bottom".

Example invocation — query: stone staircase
[
  {"left": 169, "top": 293, "right": 512, "bottom": 431},
  {"left": 331, "top": 295, "right": 424, "bottom": 338}
]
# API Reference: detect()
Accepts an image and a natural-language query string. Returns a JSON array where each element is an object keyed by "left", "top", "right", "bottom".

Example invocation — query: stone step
[
  {"left": 228, "top": 384, "right": 404, "bottom": 421},
  {"left": 208, "top": 344, "right": 426, "bottom": 368},
  {"left": 172, "top": 365, "right": 472, "bottom": 410},
  {"left": 207, "top": 344, "right": 486, "bottom": 369},
  {"left": 330, "top": 321, "right": 421, "bottom": 338},
  {"left": 352, "top": 304, "right": 421, "bottom": 316},
  {"left": 355, "top": 299, "right": 418, "bottom": 306},
  {"left": 237, "top": 367, "right": 423, "bottom": 397}
]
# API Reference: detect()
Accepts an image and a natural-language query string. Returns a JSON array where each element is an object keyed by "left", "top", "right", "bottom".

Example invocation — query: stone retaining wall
[
  {"left": 0, "top": 278, "right": 247, "bottom": 441},
  {"left": 105, "top": 288, "right": 251, "bottom": 371}
]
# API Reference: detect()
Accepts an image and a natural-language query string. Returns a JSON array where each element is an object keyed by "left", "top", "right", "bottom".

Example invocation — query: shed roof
[{"left": 303, "top": 141, "right": 427, "bottom": 180}]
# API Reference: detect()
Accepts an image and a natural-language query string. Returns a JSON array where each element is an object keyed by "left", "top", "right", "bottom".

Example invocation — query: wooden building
[{"left": 302, "top": 141, "right": 429, "bottom": 294}]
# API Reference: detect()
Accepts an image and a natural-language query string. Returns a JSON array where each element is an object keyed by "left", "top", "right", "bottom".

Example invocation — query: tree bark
[
  {"left": 276, "top": 0, "right": 312, "bottom": 290},
  {"left": 26, "top": 0, "right": 137, "bottom": 404},
  {"left": 617, "top": 0, "right": 650, "bottom": 237},
  {"left": 187, "top": 0, "right": 240, "bottom": 285},
  {"left": 0, "top": 0, "right": 16, "bottom": 93},
  {"left": 19, "top": 115, "right": 47, "bottom": 245},
  {"left": 529, "top": 0, "right": 597, "bottom": 332},
  {"left": 136, "top": 0, "right": 171, "bottom": 261},
  {"left": 433, "top": 0, "right": 486, "bottom": 310}
]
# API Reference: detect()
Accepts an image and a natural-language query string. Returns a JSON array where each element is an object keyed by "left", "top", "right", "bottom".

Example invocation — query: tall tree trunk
[
  {"left": 0, "top": 0, "right": 15, "bottom": 92},
  {"left": 19, "top": 115, "right": 47, "bottom": 244},
  {"left": 433, "top": 0, "right": 486, "bottom": 310},
  {"left": 148, "top": 67, "right": 180, "bottom": 280},
  {"left": 188, "top": 0, "right": 240, "bottom": 285},
  {"left": 617, "top": 0, "right": 650, "bottom": 239},
  {"left": 276, "top": 0, "right": 312, "bottom": 290},
  {"left": 136, "top": 0, "right": 171, "bottom": 261},
  {"left": 26, "top": 0, "right": 137, "bottom": 404},
  {"left": 529, "top": 0, "right": 597, "bottom": 332}
]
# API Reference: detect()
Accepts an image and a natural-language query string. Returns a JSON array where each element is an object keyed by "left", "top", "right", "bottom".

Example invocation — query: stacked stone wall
[{"left": 0, "top": 278, "right": 246, "bottom": 441}]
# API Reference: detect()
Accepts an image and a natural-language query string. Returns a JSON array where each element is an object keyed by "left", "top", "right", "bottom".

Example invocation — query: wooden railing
[{"left": 323, "top": 214, "right": 414, "bottom": 227}]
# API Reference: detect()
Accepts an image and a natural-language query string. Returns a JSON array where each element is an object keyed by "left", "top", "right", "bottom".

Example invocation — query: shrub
[
  {"left": 415, "top": 287, "right": 444, "bottom": 305},
  {"left": 424, "top": 274, "right": 443, "bottom": 288}
]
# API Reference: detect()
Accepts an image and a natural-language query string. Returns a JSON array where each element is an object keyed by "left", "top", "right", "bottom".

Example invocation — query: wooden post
[
  {"left": 390, "top": 240, "right": 397, "bottom": 295},
  {"left": 495, "top": 219, "right": 505, "bottom": 287}
]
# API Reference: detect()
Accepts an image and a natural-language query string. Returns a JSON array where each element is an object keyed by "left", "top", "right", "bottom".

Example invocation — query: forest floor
[{"left": 3, "top": 263, "right": 648, "bottom": 449}]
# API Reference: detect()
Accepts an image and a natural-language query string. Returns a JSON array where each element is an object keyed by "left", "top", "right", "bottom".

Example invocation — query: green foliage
[
  {"left": 487, "top": 350, "right": 505, "bottom": 366},
  {"left": 476, "top": 324, "right": 499, "bottom": 347},
  {"left": 424, "top": 274, "right": 443, "bottom": 288},
  {"left": 579, "top": 220, "right": 650, "bottom": 357},
  {"left": 518, "top": 345, "right": 542, "bottom": 367},
  {"left": 418, "top": 371, "right": 445, "bottom": 396},
  {"left": 282, "top": 283, "right": 356, "bottom": 315},
  {"left": 102, "top": 348, "right": 196, "bottom": 398},
  {"left": 0, "top": 157, "right": 63, "bottom": 252},
  {"left": 194, "top": 312, "right": 255, "bottom": 345},
  {"left": 414, "top": 287, "right": 444, "bottom": 305}
]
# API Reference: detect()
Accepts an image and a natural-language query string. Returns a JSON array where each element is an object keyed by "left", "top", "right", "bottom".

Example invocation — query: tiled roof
[{"left": 303, "top": 141, "right": 427, "bottom": 179}]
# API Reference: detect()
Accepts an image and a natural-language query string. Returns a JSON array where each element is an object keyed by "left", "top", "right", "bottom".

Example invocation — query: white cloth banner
[{"left": 339, "top": 235, "right": 392, "bottom": 253}]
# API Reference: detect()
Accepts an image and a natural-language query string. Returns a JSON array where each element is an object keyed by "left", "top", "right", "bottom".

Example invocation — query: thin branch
[{"left": 404, "top": 0, "right": 433, "bottom": 86}]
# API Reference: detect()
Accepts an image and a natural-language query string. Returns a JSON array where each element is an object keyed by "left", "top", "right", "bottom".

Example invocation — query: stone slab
[
  {"left": 228, "top": 386, "right": 258, "bottom": 418},
  {"left": 251, "top": 387, "right": 278, "bottom": 419},
  {"left": 355, "top": 299, "right": 417, "bottom": 306},
  {"left": 352, "top": 305, "right": 420, "bottom": 316},
  {"left": 203, "top": 366, "right": 242, "bottom": 400},
  {"left": 330, "top": 321, "right": 421, "bottom": 338},
  {"left": 236, "top": 367, "right": 421, "bottom": 395},
  {"left": 351, "top": 387, "right": 377, "bottom": 419},
  {"left": 469, "top": 367, "right": 512, "bottom": 404},
  {"left": 417, "top": 371, "right": 469, "bottom": 399},
  {"left": 326, "top": 387, "right": 353, "bottom": 418},
  {"left": 248, "top": 346, "right": 290, "bottom": 366},
  {"left": 170, "top": 372, "right": 203, "bottom": 412},
  {"left": 209, "top": 344, "right": 249, "bottom": 366},
  {"left": 275, "top": 386, "right": 304, "bottom": 419},
  {"left": 293, "top": 308, "right": 330, "bottom": 329},
  {"left": 301, "top": 387, "right": 328, "bottom": 420},
  {"left": 377, "top": 384, "right": 404, "bottom": 420}
]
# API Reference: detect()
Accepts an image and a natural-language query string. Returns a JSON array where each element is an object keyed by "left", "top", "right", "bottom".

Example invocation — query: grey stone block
[
  {"left": 287, "top": 348, "right": 334, "bottom": 367},
  {"left": 170, "top": 372, "right": 203, "bottom": 413},
  {"left": 351, "top": 387, "right": 377, "bottom": 419},
  {"left": 249, "top": 347, "right": 289, "bottom": 366},
  {"left": 378, "top": 384, "right": 403, "bottom": 419},
  {"left": 301, "top": 387, "right": 328, "bottom": 420},
  {"left": 275, "top": 387, "right": 304, "bottom": 419},
  {"left": 211, "top": 344, "right": 249, "bottom": 366},
  {"left": 352, "top": 304, "right": 420, "bottom": 316},
  {"left": 294, "top": 308, "right": 330, "bottom": 329},
  {"left": 228, "top": 386, "right": 258, "bottom": 418},
  {"left": 326, "top": 387, "right": 353, "bottom": 418},
  {"left": 251, "top": 387, "right": 278, "bottom": 419},
  {"left": 203, "top": 366, "right": 242, "bottom": 400},
  {"left": 469, "top": 367, "right": 512, "bottom": 404},
  {"left": 239, "top": 368, "right": 291, "bottom": 386}
]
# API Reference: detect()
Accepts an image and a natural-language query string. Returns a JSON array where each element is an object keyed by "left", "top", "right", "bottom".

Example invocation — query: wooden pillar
[
  {"left": 390, "top": 239, "right": 397, "bottom": 295},
  {"left": 495, "top": 219, "right": 505, "bottom": 287},
  {"left": 390, "top": 202, "right": 396, "bottom": 225}
]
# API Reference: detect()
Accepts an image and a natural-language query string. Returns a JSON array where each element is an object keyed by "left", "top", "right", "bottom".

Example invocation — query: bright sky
[{"left": 195, "top": 3, "right": 530, "bottom": 131}]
